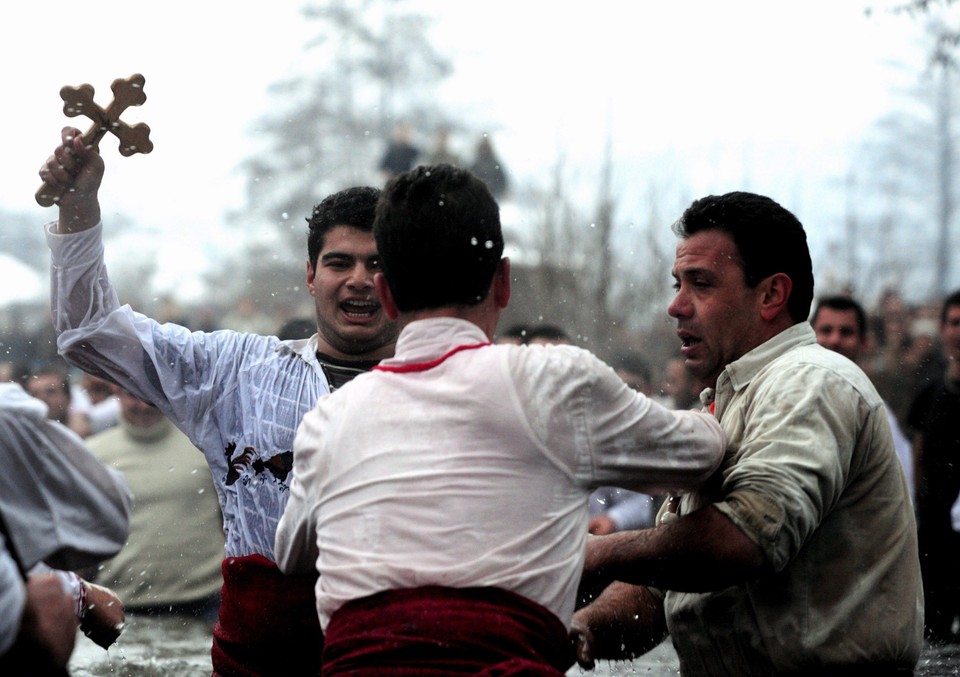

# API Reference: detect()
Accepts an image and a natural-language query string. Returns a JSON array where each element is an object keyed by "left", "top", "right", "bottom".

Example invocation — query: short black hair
[
  {"left": 673, "top": 192, "right": 814, "bottom": 323},
  {"left": 942, "top": 288, "right": 960, "bottom": 324},
  {"left": 812, "top": 296, "right": 867, "bottom": 339},
  {"left": 27, "top": 361, "right": 71, "bottom": 395},
  {"left": 276, "top": 317, "right": 316, "bottom": 341},
  {"left": 611, "top": 351, "right": 651, "bottom": 383},
  {"left": 525, "top": 324, "right": 570, "bottom": 344},
  {"left": 498, "top": 324, "right": 528, "bottom": 343},
  {"left": 374, "top": 164, "right": 503, "bottom": 312},
  {"left": 307, "top": 186, "right": 381, "bottom": 268}
]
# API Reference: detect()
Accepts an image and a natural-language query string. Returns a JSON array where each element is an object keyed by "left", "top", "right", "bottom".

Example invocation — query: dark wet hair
[
  {"left": 276, "top": 317, "right": 316, "bottom": 341},
  {"left": 307, "top": 186, "right": 381, "bottom": 268},
  {"left": 812, "top": 296, "right": 867, "bottom": 338},
  {"left": 611, "top": 351, "right": 652, "bottom": 384},
  {"left": 499, "top": 324, "right": 529, "bottom": 343},
  {"left": 942, "top": 288, "right": 960, "bottom": 324},
  {"left": 374, "top": 164, "right": 503, "bottom": 312},
  {"left": 673, "top": 191, "right": 814, "bottom": 323},
  {"left": 525, "top": 324, "right": 570, "bottom": 344}
]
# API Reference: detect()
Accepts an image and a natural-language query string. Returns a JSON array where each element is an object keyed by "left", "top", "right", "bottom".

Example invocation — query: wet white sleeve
[{"left": 0, "top": 539, "right": 26, "bottom": 656}]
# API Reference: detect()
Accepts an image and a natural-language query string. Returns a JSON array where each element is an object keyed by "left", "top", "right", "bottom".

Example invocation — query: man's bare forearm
[
  {"left": 586, "top": 505, "right": 768, "bottom": 592},
  {"left": 572, "top": 581, "right": 667, "bottom": 665}
]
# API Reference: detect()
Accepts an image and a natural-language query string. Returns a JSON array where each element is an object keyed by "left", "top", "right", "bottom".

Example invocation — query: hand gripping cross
[{"left": 36, "top": 73, "right": 153, "bottom": 207}]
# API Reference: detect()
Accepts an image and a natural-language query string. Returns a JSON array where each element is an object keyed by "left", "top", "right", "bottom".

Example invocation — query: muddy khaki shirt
[{"left": 665, "top": 323, "right": 923, "bottom": 675}]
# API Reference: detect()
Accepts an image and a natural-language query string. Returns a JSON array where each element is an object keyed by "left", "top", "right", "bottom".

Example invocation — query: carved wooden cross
[{"left": 36, "top": 73, "right": 153, "bottom": 207}]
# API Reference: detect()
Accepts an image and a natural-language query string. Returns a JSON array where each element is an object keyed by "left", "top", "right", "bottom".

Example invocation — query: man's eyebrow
[
  {"left": 320, "top": 251, "right": 354, "bottom": 261},
  {"left": 675, "top": 266, "right": 713, "bottom": 278}
]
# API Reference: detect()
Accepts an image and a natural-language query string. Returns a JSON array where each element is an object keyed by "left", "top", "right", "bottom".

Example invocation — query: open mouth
[
  {"left": 340, "top": 299, "right": 379, "bottom": 320},
  {"left": 677, "top": 330, "right": 701, "bottom": 349}
]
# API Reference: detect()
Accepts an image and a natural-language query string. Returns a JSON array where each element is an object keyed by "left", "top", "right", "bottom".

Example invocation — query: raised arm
[{"left": 38, "top": 126, "right": 103, "bottom": 233}]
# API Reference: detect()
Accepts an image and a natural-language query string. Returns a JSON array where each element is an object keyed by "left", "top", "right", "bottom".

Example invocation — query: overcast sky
[{"left": 0, "top": 0, "right": 936, "bottom": 301}]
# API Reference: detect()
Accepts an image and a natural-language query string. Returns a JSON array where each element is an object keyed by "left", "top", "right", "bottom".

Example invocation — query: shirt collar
[
  {"left": 276, "top": 333, "right": 322, "bottom": 364},
  {"left": 719, "top": 322, "right": 817, "bottom": 394},
  {"left": 378, "top": 317, "right": 489, "bottom": 369}
]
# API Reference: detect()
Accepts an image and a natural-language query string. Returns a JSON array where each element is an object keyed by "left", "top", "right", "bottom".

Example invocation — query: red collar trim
[{"left": 373, "top": 342, "right": 491, "bottom": 374}]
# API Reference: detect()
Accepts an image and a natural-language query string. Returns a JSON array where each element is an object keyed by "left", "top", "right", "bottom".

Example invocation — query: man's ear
[
  {"left": 493, "top": 258, "right": 511, "bottom": 310},
  {"left": 374, "top": 273, "right": 400, "bottom": 320},
  {"left": 306, "top": 261, "right": 316, "bottom": 296},
  {"left": 758, "top": 272, "right": 792, "bottom": 322}
]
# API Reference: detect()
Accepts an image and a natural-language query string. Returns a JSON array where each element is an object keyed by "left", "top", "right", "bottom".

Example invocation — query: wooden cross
[{"left": 36, "top": 73, "right": 153, "bottom": 207}]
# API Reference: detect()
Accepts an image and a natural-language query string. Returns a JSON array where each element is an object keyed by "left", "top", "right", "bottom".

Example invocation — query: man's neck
[
  {"left": 315, "top": 352, "right": 383, "bottom": 391},
  {"left": 314, "top": 336, "right": 396, "bottom": 363},
  {"left": 400, "top": 304, "right": 499, "bottom": 341}
]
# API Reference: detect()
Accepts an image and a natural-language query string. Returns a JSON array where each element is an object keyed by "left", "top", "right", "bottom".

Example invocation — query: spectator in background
[
  {"left": 870, "top": 288, "right": 911, "bottom": 374},
  {"left": 378, "top": 122, "right": 419, "bottom": 184},
  {"left": 868, "top": 290, "right": 941, "bottom": 429},
  {"left": 610, "top": 352, "right": 652, "bottom": 395},
  {"left": 907, "top": 288, "right": 960, "bottom": 645},
  {"left": 25, "top": 361, "right": 86, "bottom": 435},
  {"left": 84, "top": 386, "right": 224, "bottom": 620},
  {"left": 469, "top": 135, "right": 508, "bottom": 200},
  {"left": 424, "top": 126, "right": 461, "bottom": 167},
  {"left": 0, "top": 381, "right": 131, "bottom": 672},
  {"left": 658, "top": 357, "right": 701, "bottom": 410},
  {"left": 70, "top": 373, "right": 119, "bottom": 438},
  {"left": 493, "top": 323, "right": 528, "bottom": 345},
  {"left": 811, "top": 295, "right": 915, "bottom": 504},
  {"left": 0, "top": 360, "right": 27, "bottom": 384},
  {"left": 277, "top": 317, "right": 317, "bottom": 341},
  {"left": 904, "top": 311, "right": 946, "bottom": 397},
  {"left": 525, "top": 324, "right": 571, "bottom": 346}
]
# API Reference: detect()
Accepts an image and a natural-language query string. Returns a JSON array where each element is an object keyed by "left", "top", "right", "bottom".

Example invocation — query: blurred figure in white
[{"left": 84, "top": 386, "right": 224, "bottom": 620}]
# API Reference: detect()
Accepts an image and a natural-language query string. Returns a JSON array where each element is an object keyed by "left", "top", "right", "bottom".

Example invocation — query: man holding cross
[{"left": 38, "top": 126, "right": 399, "bottom": 676}]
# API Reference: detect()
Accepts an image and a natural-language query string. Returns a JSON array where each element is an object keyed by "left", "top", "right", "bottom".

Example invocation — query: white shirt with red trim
[{"left": 276, "top": 316, "right": 725, "bottom": 628}]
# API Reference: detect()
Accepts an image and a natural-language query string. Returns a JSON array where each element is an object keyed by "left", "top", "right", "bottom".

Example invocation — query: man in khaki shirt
[{"left": 573, "top": 192, "right": 923, "bottom": 675}]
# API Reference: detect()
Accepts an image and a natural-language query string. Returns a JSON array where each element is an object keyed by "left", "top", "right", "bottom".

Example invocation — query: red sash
[
  {"left": 211, "top": 554, "right": 322, "bottom": 676},
  {"left": 321, "top": 585, "right": 574, "bottom": 676}
]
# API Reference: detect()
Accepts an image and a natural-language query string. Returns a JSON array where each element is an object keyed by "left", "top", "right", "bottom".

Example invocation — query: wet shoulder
[
  {"left": 766, "top": 342, "right": 883, "bottom": 409},
  {"left": 508, "top": 342, "right": 612, "bottom": 400}
]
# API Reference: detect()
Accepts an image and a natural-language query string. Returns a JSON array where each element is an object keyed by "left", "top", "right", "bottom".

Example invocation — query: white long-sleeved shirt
[
  {"left": 0, "top": 539, "right": 25, "bottom": 656},
  {"left": 276, "top": 317, "right": 725, "bottom": 628},
  {"left": 48, "top": 222, "right": 331, "bottom": 560}
]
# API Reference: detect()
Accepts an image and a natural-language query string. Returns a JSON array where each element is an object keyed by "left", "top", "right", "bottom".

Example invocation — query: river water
[
  {"left": 68, "top": 615, "right": 960, "bottom": 676},
  {"left": 67, "top": 614, "right": 682, "bottom": 676}
]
